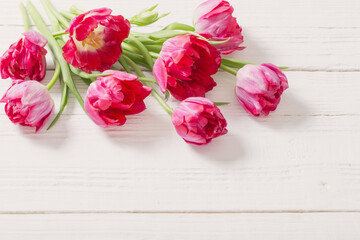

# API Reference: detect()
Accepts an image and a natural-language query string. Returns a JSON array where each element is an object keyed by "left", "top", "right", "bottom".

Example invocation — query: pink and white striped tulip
[
  {"left": 0, "top": 80, "right": 54, "bottom": 132},
  {"left": 193, "top": 0, "right": 244, "bottom": 54},
  {"left": 235, "top": 64, "right": 289, "bottom": 117}
]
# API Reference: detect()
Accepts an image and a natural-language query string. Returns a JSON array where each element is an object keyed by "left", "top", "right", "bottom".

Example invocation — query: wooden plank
[
  {"left": 0, "top": 160, "right": 360, "bottom": 212},
  {"left": 0, "top": 109, "right": 359, "bottom": 211},
  {"left": 0, "top": 62, "right": 359, "bottom": 212},
  {"left": 0, "top": 26, "right": 359, "bottom": 71},
  {"left": 0, "top": 0, "right": 359, "bottom": 28},
  {"left": 1, "top": 213, "right": 360, "bottom": 239}
]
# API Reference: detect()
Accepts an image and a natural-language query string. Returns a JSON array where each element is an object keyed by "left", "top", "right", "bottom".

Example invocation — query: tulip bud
[{"left": 130, "top": 5, "right": 169, "bottom": 26}]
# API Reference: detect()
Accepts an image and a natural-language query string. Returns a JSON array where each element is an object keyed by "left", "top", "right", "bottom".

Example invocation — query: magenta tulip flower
[
  {"left": 153, "top": 35, "right": 221, "bottom": 101},
  {"left": 63, "top": 8, "right": 130, "bottom": 73},
  {"left": 172, "top": 97, "right": 228, "bottom": 145},
  {"left": 0, "top": 30, "right": 47, "bottom": 81},
  {"left": 84, "top": 70, "right": 152, "bottom": 127}
]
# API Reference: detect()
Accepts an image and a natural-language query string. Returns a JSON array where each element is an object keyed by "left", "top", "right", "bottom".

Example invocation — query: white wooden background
[{"left": 0, "top": 0, "right": 359, "bottom": 239}]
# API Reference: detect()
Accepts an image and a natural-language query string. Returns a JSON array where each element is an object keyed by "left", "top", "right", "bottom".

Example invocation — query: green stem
[
  {"left": 144, "top": 44, "right": 162, "bottom": 53},
  {"left": 126, "top": 36, "right": 154, "bottom": 69},
  {"left": 220, "top": 64, "right": 238, "bottom": 76},
  {"left": 70, "top": 65, "right": 111, "bottom": 81},
  {"left": 47, "top": 76, "right": 69, "bottom": 130},
  {"left": 27, "top": 1, "right": 85, "bottom": 110},
  {"left": 52, "top": 30, "right": 68, "bottom": 37},
  {"left": 42, "top": 0, "right": 70, "bottom": 29},
  {"left": 41, "top": 0, "right": 69, "bottom": 130},
  {"left": 122, "top": 55, "right": 173, "bottom": 115},
  {"left": 118, "top": 55, "right": 132, "bottom": 73},
  {"left": 122, "top": 55, "right": 144, "bottom": 77},
  {"left": 221, "top": 58, "right": 288, "bottom": 70},
  {"left": 150, "top": 52, "right": 159, "bottom": 58},
  {"left": 122, "top": 51, "right": 149, "bottom": 69},
  {"left": 60, "top": 10, "right": 76, "bottom": 21},
  {"left": 122, "top": 42, "right": 141, "bottom": 54},
  {"left": 162, "top": 22, "right": 195, "bottom": 31},
  {"left": 41, "top": 0, "right": 59, "bottom": 31},
  {"left": 137, "top": 77, "right": 158, "bottom": 83},
  {"left": 69, "top": 5, "right": 84, "bottom": 15},
  {"left": 20, "top": 3, "right": 30, "bottom": 31},
  {"left": 46, "top": 61, "right": 61, "bottom": 90},
  {"left": 221, "top": 58, "right": 252, "bottom": 69}
]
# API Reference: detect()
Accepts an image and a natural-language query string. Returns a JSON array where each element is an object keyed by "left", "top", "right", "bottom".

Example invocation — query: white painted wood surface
[
  {"left": 0, "top": 0, "right": 359, "bottom": 239},
  {"left": 1, "top": 213, "right": 360, "bottom": 239}
]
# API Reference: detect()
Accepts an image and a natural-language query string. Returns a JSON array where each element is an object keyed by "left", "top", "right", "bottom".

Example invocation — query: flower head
[
  {"left": 236, "top": 63, "right": 289, "bottom": 117},
  {"left": 172, "top": 97, "right": 228, "bottom": 145},
  {"left": 0, "top": 30, "right": 47, "bottom": 81},
  {"left": 63, "top": 8, "right": 130, "bottom": 73},
  {"left": 84, "top": 70, "right": 152, "bottom": 127},
  {"left": 153, "top": 35, "right": 221, "bottom": 101},
  {"left": 0, "top": 80, "right": 54, "bottom": 132},
  {"left": 193, "top": 0, "right": 244, "bottom": 54}
]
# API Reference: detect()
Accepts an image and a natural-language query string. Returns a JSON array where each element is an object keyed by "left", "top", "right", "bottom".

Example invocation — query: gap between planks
[
  {"left": 2, "top": 210, "right": 360, "bottom": 215},
  {"left": 2, "top": 23, "right": 360, "bottom": 29}
]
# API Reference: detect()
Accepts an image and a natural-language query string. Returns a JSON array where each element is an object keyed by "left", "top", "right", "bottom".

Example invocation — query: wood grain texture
[
  {"left": 0, "top": 0, "right": 359, "bottom": 238},
  {"left": 1, "top": 26, "right": 359, "bottom": 71},
  {"left": 1, "top": 213, "right": 360, "bottom": 239},
  {"left": 1, "top": 70, "right": 359, "bottom": 212},
  {"left": 1, "top": 0, "right": 360, "bottom": 27}
]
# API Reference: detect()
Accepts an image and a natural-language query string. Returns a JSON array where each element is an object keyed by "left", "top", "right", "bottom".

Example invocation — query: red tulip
[
  {"left": 63, "top": 8, "right": 130, "bottom": 73},
  {"left": 84, "top": 71, "right": 152, "bottom": 127},
  {"left": 236, "top": 64, "right": 289, "bottom": 117},
  {"left": 194, "top": 0, "right": 244, "bottom": 54},
  {"left": 0, "top": 30, "right": 47, "bottom": 81},
  {"left": 153, "top": 35, "right": 221, "bottom": 101},
  {"left": 172, "top": 97, "right": 228, "bottom": 145},
  {"left": 0, "top": 80, "right": 54, "bottom": 132}
]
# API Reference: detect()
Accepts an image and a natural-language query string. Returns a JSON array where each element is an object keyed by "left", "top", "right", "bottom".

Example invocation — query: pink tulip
[
  {"left": 0, "top": 80, "right": 54, "bottom": 132},
  {"left": 84, "top": 70, "right": 152, "bottom": 127},
  {"left": 63, "top": 8, "right": 130, "bottom": 73},
  {"left": 236, "top": 64, "right": 289, "bottom": 117},
  {"left": 193, "top": 0, "right": 244, "bottom": 54},
  {"left": 0, "top": 30, "right": 47, "bottom": 81},
  {"left": 172, "top": 97, "right": 228, "bottom": 145},
  {"left": 153, "top": 35, "right": 221, "bottom": 101}
]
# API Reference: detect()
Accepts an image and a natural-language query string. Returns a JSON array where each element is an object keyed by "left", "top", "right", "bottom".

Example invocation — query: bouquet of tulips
[{"left": 0, "top": 0, "right": 289, "bottom": 145}]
